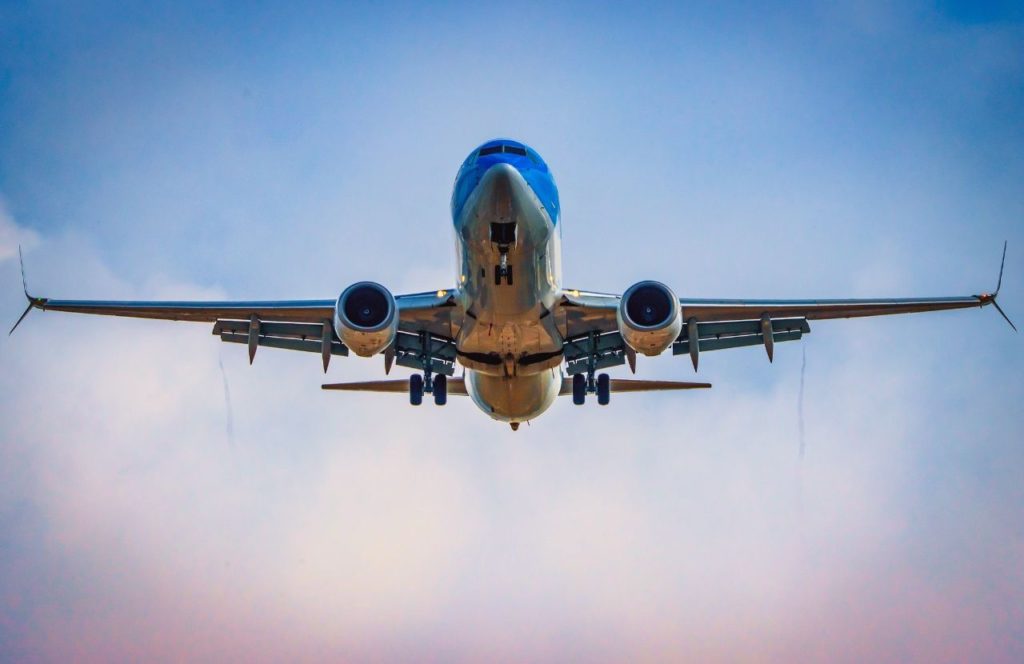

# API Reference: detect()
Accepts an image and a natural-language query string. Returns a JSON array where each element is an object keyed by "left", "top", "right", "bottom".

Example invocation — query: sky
[{"left": 1, "top": 1, "right": 1022, "bottom": 661}]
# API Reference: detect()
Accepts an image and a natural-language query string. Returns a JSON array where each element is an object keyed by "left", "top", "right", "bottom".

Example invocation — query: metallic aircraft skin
[
  {"left": 10, "top": 138, "right": 1012, "bottom": 428},
  {"left": 452, "top": 141, "right": 565, "bottom": 422}
]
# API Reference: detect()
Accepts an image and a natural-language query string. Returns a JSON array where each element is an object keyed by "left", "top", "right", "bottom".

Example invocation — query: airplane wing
[
  {"left": 12, "top": 274, "right": 462, "bottom": 375},
  {"left": 18, "top": 296, "right": 336, "bottom": 323},
  {"left": 559, "top": 245, "right": 1013, "bottom": 373},
  {"left": 562, "top": 290, "right": 997, "bottom": 330}
]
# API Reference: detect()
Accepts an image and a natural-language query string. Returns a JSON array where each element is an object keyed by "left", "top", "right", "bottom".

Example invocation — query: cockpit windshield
[
  {"left": 478, "top": 144, "right": 528, "bottom": 157},
  {"left": 452, "top": 139, "right": 557, "bottom": 223}
]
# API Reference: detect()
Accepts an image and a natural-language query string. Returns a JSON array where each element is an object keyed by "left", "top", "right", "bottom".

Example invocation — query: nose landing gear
[
  {"left": 494, "top": 262, "right": 513, "bottom": 286},
  {"left": 490, "top": 221, "right": 516, "bottom": 286}
]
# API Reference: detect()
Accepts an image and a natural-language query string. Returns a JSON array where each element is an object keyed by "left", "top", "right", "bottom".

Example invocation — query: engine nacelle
[
  {"left": 334, "top": 282, "right": 398, "bottom": 357},
  {"left": 617, "top": 280, "right": 682, "bottom": 356}
]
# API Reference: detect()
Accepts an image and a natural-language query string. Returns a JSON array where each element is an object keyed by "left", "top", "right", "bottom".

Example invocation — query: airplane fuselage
[{"left": 451, "top": 140, "right": 564, "bottom": 423}]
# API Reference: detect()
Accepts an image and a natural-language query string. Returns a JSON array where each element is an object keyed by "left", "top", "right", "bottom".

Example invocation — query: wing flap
[
  {"left": 674, "top": 329, "right": 804, "bottom": 355},
  {"left": 213, "top": 320, "right": 330, "bottom": 339},
  {"left": 696, "top": 317, "right": 810, "bottom": 337},
  {"left": 220, "top": 332, "right": 349, "bottom": 357}
]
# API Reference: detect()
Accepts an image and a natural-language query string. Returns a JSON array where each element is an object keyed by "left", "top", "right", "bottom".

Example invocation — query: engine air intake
[
  {"left": 617, "top": 280, "right": 683, "bottom": 356},
  {"left": 343, "top": 285, "right": 390, "bottom": 329},
  {"left": 625, "top": 284, "right": 674, "bottom": 327},
  {"left": 335, "top": 282, "right": 398, "bottom": 357}
]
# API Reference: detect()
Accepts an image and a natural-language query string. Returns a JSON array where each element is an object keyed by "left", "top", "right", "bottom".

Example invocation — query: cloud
[
  {"left": 0, "top": 199, "right": 40, "bottom": 265},
  {"left": 2, "top": 234, "right": 1020, "bottom": 662}
]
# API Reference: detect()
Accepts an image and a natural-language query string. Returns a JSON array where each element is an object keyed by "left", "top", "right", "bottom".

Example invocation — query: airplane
[{"left": 9, "top": 138, "right": 1016, "bottom": 430}]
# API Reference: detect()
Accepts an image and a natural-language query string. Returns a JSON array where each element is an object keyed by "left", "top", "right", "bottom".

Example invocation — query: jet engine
[
  {"left": 617, "top": 280, "right": 682, "bottom": 356},
  {"left": 334, "top": 282, "right": 398, "bottom": 357}
]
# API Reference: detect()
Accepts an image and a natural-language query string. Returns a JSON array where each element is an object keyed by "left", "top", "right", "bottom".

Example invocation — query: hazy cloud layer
[
  {"left": 1, "top": 3, "right": 1022, "bottom": 662},
  {"left": 0, "top": 200, "right": 39, "bottom": 264}
]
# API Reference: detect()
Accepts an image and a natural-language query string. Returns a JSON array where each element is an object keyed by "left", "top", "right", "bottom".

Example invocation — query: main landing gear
[
  {"left": 406, "top": 330, "right": 449, "bottom": 407},
  {"left": 571, "top": 330, "right": 612, "bottom": 406},
  {"left": 433, "top": 374, "right": 447, "bottom": 405},
  {"left": 572, "top": 371, "right": 611, "bottom": 406},
  {"left": 410, "top": 374, "right": 424, "bottom": 405},
  {"left": 409, "top": 371, "right": 447, "bottom": 406}
]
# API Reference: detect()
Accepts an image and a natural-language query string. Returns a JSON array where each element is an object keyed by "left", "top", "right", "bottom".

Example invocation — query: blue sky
[{"left": 1, "top": 2, "right": 1022, "bottom": 661}]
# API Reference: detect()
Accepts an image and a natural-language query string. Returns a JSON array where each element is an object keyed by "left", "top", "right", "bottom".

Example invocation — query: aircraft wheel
[
  {"left": 433, "top": 374, "right": 447, "bottom": 406},
  {"left": 410, "top": 374, "right": 423, "bottom": 406},
  {"left": 597, "top": 373, "right": 610, "bottom": 406},
  {"left": 572, "top": 373, "right": 586, "bottom": 405}
]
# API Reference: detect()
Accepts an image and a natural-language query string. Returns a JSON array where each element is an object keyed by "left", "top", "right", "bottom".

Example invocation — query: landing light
[{"left": 437, "top": 290, "right": 447, "bottom": 298}]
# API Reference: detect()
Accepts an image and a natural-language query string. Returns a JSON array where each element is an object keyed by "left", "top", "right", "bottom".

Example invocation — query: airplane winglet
[
  {"left": 19, "top": 245, "right": 29, "bottom": 299},
  {"left": 993, "top": 299, "right": 1017, "bottom": 332},
  {"left": 995, "top": 240, "right": 1008, "bottom": 297},
  {"left": 9, "top": 301, "right": 34, "bottom": 336},
  {"left": 9, "top": 246, "right": 44, "bottom": 335},
  {"left": 985, "top": 241, "right": 1016, "bottom": 332}
]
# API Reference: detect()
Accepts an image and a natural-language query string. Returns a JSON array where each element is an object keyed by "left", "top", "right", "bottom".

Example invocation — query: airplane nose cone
[{"left": 478, "top": 163, "right": 521, "bottom": 222}]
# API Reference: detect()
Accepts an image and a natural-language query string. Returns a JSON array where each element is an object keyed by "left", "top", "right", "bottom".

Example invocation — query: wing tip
[
  {"left": 980, "top": 241, "right": 1016, "bottom": 332},
  {"left": 996, "top": 240, "right": 1008, "bottom": 296},
  {"left": 9, "top": 247, "right": 43, "bottom": 335}
]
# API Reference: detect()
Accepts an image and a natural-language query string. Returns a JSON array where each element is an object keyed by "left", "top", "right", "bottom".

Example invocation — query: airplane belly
[
  {"left": 466, "top": 369, "right": 562, "bottom": 423},
  {"left": 454, "top": 164, "right": 564, "bottom": 376}
]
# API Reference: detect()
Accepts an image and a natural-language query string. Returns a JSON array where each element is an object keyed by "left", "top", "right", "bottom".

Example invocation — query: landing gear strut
[
  {"left": 409, "top": 331, "right": 448, "bottom": 407},
  {"left": 494, "top": 251, "right": 513, "bottom": 286},
  {"left": 570, "top": 370, "right": 610, "bottom": 406},
  {"left": 494, "top": 262, "right": 513, "bottom": 286},
  {"left": 571, "top": 331, "right": 611, "bottom": 406},
  {"left": 491, "top": 222, "right": 515, "bottom": 286}
]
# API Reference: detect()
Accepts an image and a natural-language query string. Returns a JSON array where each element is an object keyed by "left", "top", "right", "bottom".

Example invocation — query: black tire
[
  {"left": 597, "top": 373, "right": 610, "bottom": 406},
  {"left": 409, "top": 374, "right": 423, "bottom": 406},
  {"left": 433, "top": 374, "right": 447, "bottom": 406},
  {"left": 495, "top": 267, "right": 501, "bottom": 286},
  {"left": 506, "top": 265, "right": 513, "bottom": 285},
  {"left": 572, "top": 373, "right": 586, "bottom": 405}
]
